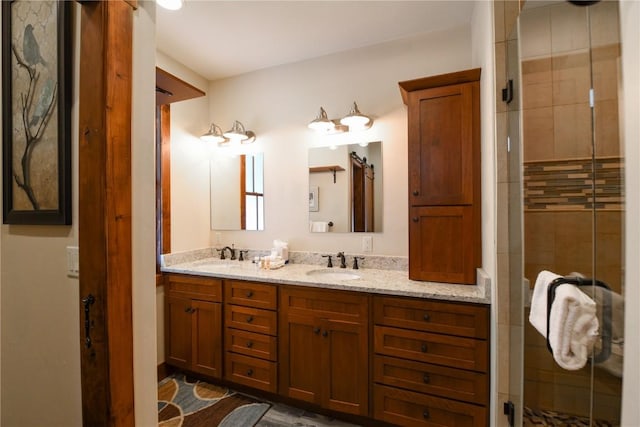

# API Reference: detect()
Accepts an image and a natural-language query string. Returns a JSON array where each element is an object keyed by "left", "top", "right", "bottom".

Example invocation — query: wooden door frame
[{"left": 78, "top": 1, "right": 136, "bottom": 425}]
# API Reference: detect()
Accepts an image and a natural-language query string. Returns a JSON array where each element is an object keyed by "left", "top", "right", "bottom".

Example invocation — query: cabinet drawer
[
  {"left": 281, "top": 286, "right": 368, "bottom": 322},
  {"left": 225, "top": 328, "right": 277, "bottom": 361},
  {"left": 225, "top": 352, "right": 277, "bottom": 393},
  {"left": 374, "top": 326, "right": 487, "bottom": 372},
  {"left": 165, "top": 274, "right": 222, "bottom": 302},
  {"left": 374, "top": 296, "right": 488, "bottom": 339},
  {"left": 373, "top": 384, "right": 487, "bottom": 427},
  {"left": 226, "top": 305, "right": 277, "bottom": 336},
  {"left": 225, "top": 280, "right": 277, "bottom": 310},
  {"left": 374, "top": 355, "right": 487, "bottom": 405}
]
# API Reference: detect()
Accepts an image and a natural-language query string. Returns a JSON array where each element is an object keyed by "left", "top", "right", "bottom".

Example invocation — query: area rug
[{"left": 158, "top": 373, "right": 270, "bottom": 427}]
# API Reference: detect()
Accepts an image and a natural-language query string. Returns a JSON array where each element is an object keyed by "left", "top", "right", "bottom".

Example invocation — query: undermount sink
[{"left": 306, "top": 269, "right": 361, "bottom": 281}]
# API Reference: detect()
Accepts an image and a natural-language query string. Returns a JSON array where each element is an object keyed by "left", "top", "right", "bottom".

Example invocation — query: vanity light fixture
[
  {"left": 340, "top": 102, "right": 373, "bottom": 130},
  {"left": 156, "top": 0, "right": 184, "bottom": 11},
  {"left": 200, "top": 123, "right": 227, "bottom": 144},
  {"left": 223, "top": 120, "right": 256, "bottom": 144},
  {"left": 308, "top": 102, "right": 373, "bottom": 133},
  {"left": 308, "top": 107, "right": 336, "bottom": 132}
]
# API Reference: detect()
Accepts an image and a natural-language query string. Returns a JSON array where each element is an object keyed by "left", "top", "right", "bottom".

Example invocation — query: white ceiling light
[
  {"left": 308, "top": 107, "right": 335, "bottom": 132},
  {"left": 223, "top": 120, "right": 256, "bottom": 144},
  {"left": 157, "top": 0, "right": 183, "bottom": 11}
]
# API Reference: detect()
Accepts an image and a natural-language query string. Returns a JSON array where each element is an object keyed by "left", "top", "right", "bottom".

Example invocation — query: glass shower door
[{"left": 515, "top": 1, "right": 624, "bottom": 425}]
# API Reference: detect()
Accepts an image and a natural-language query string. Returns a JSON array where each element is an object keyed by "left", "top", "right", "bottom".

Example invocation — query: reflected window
[{"left": 243, "top": 153, "right": 264, "bottom": 230}]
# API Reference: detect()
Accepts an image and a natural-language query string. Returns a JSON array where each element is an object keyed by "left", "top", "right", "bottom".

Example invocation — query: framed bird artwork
[{"left": 1, "top": 0, "right": 72, "bottom": 225}]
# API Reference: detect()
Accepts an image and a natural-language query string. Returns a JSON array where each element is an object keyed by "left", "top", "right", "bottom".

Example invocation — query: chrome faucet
[{"left": 336, "top": 251, "right": 347, "bottom": 268}]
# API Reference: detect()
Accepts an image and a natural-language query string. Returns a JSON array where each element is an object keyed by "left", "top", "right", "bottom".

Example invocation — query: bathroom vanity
[{"left": 162, "top": 255, "right": 490, "bottom": 426}]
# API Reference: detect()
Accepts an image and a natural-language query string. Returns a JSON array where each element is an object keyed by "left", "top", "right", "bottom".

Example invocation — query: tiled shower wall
[
  {"left": 496, "top": 1, "right": 624, "bottom": 425},
  {"left": 519, "top": 2, "right": 623, "bottom": 423}
]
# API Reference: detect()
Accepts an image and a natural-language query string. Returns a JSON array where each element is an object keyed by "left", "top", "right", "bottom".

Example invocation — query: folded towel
[
  {"left": 529, "top": 270, "right": 599, "bottom": 370},
  {"left": 310, "top": 221, "right": 329, "bottom": 232}
]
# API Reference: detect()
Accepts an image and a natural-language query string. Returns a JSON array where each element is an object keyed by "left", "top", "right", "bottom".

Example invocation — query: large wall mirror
[
  {"left": 308, "top": 142, "right": 382, "bottom": 233},
  {"left": 210, "top": 153, "right": 264, "bottom": 230}
]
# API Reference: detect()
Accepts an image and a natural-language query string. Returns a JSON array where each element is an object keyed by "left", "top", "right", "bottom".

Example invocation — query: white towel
[
  {"left": 309, "top": 221, "right": 329, "bottom": 232},
  {"left": 529, "top": 270, "right": 599, "bottom": 370}
]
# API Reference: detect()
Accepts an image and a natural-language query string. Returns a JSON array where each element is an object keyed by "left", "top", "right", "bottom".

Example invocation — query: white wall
[
  {"left": 619, "top": 1, "right": 640, "bottom": 424},
  {"left": 0, "top": 4, "right": 82, "bottom": 425},
  {"left": 132, "top": 1, "right": 159, "bottom": 425},
  {"left": 167, "top": 25, "right": 474, "bottom": 257},
  {"left": 471, "top": 1, "right": 497, "bottom": 425},
  {"left": 156, "top": 51, "right": 211, "bottom": 252}
]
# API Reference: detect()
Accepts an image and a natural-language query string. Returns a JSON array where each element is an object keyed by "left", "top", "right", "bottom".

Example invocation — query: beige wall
[
  {"left": 0, "top": 2, "right": 158, "bottom": 425},
  {"left": 167, "top": 25, "right": 474, "bottom": 257},
  {"left": 619, "top": 1, "right": 640, "bottom": 424},
  {"left": 0, "top": 4, "right": 82, "bottom": 425}
]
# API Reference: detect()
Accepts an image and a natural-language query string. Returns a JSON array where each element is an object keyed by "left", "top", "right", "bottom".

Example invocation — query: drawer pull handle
[
  {"left": 413, "top": 190, "right": 419, "bottom": 196},
  {"left": 423, "top": 313, "right": 430, "bottom": 321},
  {"left": 246, "top": 316, "right": 254, "bottom": 323},
  {"left": 421, "top": 343, "right": 428, "bottom": 353},
  {"left": 314, "top": 327, "right": 321, "bottom": 335},
  {"left": 246, "top": 369, "right": 254, "bottom": 377},
  {"left": 246, "top": 341, "right": 253, "bottom": 348},
  {"left": 412, "top": 217, "right": 419, "bottom": 223},
  {"left": 423, "top": 373, "right": 430, "bottom": 384},
  {"left": 246, "top": 291, "right": 253, "bottom": 298},
  {"left": 423, "top": 409, "right": 430, "bottom": 419}
]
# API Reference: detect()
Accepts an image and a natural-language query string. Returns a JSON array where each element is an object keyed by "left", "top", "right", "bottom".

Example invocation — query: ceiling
[{"left": 156, "top": 1, "right": 477, "bottom": 81}]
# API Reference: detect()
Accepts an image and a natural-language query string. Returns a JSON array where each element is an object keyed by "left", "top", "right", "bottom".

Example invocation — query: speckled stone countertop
[{"left": 161, "top": 249, "right": 491, "bottom": 304}]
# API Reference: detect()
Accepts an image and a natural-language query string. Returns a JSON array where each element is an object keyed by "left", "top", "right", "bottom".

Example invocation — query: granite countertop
[{"left": 161, "top": 255, "right": 491, "bottom": 304}]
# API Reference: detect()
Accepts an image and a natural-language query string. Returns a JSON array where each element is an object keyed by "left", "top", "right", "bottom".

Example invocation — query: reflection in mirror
[
  {"left": 308, "top": 142, "right": 382, "bottom": 233},
  {"left": 210, "top": 153, "right": 264, "bottom": 230}
]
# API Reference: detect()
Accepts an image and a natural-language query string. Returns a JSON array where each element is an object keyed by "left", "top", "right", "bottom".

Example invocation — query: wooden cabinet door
[
  {"left": 165, "top": 294, "right": 192, "bottom": 369},
  {"left": 191, "top": 300, "right": 222, "bottom": 378},
  {"left": 409, "top": 205, "right": 477, "bottom": 284},
  {"left": 408, "top": 82, "right": 478, "bottom": 207},
  {"left": 279, "top": 311, "right": 322, "bottom": 404},
  {"left": 322, "top": 318, "right": 369, "bottom": 416}
]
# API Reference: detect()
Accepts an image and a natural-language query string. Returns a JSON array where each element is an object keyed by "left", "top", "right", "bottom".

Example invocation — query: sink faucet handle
[
  {"left": 321, "top": 255, "right": 333, "bottom": 268},
  {"left": 216, "top": 248, "right": 226, "bottom": 260},
  {"left": 352, "top": 256, "right": 364, "bottom": 270},
  {"left": 239, "top": 250, "right": 249, "bottom": 261}
]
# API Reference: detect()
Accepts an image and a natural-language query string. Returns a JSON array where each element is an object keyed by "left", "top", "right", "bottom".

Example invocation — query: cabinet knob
[
  {"left": 246, "top": 315, "right": 254, "bottom": 323},
  {"left": 423, "top": 409, "right": 430, "bottom": 419},
  {"left": 246, "top": 369, "right": 254, "bottom": 377},
  {"left": 184, "top": 307, "right": 191, "bottom": 313},
  {"left": 413, "top": 190, "right": 419, "bottom": 196},
  {"left": 412, "top": 217, "right": 419, "bottom": 223},
  {"left": 421, "top": 343, "right": 428, "bottom": 353},
  {"left": 246, "top": 291, "right": 253, "bottom": 298},
  {"left": 423, "top": 313, "right": 430, "bottom": 321},
  {"left": 322, "top": 330, "right": 328, "bottom": 338},
  {"left": 423, "top": 373, "right": 430, "bottom": 384},
  {"left": 314, "top": 327, "right": 321, "bottom": 334},
  {"left": 246, "top": 341, "right": 253, "bottom": 348}
]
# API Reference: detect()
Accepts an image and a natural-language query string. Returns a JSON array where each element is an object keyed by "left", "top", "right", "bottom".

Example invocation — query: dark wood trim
[
  {"left": 240, "top": 155, "right": 246, "bottom": 230},
  {"left": 78, "top": 1, "right": 134, "bottom": 425},
  {"left": 157, "top": 362, "right": 174, "bottom": 382},
  {"left": 156, "top": 104, "right": 171, "bottom": 274},
  {"left": 156, "top": 67, "right": 205, "bottom": 105},
  {"left": 398, "top": 68, "right": 481, "bottom": 105}
]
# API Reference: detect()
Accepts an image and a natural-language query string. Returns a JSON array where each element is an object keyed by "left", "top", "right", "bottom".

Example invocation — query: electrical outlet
[{"left": 362, "top": 236, "right": 373, "bottom": 252}]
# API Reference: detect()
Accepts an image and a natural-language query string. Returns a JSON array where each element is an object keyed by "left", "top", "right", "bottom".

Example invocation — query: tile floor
[{"left": 256, "top": 401, "right": 360, "bottom": 427}]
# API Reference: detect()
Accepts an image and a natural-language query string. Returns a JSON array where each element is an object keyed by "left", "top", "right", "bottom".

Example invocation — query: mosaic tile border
[{"left": 523, "top": 157, "right": 623, "bottom": 211}]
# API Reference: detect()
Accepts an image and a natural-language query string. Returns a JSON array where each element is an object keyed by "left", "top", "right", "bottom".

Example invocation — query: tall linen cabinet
[{"left": 400, "top": 69, "right": 482, "bottom": 285}]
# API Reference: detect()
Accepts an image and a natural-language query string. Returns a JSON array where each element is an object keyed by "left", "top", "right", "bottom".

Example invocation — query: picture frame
[
  {"left": 2, "top": 0, "right": 72, "bottom": 225},
  {"left": 309, "top": 185, "right": 319, "bottom": 212}
]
